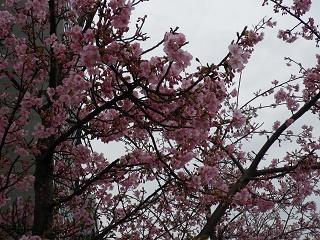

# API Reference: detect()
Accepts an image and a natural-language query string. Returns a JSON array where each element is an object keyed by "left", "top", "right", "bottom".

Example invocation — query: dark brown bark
[
  {"left": 32, "top": 0, "right": 57, "bottom": 236},
  {"left": 32, "top": 144, "right": 54, "bottom": 237}
]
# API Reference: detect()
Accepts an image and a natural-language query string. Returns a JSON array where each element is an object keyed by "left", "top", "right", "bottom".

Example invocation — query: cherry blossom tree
[{"left": 0, "top": 0, "right": 319, "bottom": 239}]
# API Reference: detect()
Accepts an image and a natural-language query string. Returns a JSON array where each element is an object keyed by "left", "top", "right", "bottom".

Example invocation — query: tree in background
[{"left": 0, "top": 0, "right": 319, "bottom": 239}]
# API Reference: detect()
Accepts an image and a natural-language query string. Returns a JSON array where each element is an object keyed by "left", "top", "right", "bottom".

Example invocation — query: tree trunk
[
  {"left": 32, "top": 0, "right": 58, "bottom": 236},
  {"left": 32, "top": 140, "right": 54, "bottom": 237}
]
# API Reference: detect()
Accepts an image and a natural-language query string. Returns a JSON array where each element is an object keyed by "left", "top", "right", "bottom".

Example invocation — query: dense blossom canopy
[{"left": 0, "top": 0, "right": 319, "bottom": 239}]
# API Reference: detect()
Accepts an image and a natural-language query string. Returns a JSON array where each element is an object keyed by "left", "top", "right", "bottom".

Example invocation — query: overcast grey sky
[
  {"left": 130, "top": 0, "right": 319, "bottom": 89},
  {"left": 93, "top": 0, "right": 320, "bottom": 160}
]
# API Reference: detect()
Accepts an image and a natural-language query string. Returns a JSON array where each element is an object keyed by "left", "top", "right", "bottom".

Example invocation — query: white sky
[{"left": 93, "top": 0, "right": 320, "bottom": 161}]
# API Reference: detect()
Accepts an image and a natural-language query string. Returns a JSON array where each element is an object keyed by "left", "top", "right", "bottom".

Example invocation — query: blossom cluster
[
  {"left": 292, "top": 0, "right": 312, "bottom": 16},
  {"left": 163, "top": 32, "right": 193, "bottom": 71},
  {"left": 109, "top": 0, "right": 133, "bottom": 30},
  {"left": 0, "top": 10, "right": 14, "bottom": 38},
  {"left": 228, "top": 44, "right": 250, "bottom": 71}
]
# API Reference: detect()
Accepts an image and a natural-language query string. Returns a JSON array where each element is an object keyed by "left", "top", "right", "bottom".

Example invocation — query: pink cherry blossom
[
  {"left": 228, "top": 44, "right": 251, "bottom": 71},
  {"left": 25, "top": 0, "right": 48, "bottom": 21},
  {"left": 80, "top": 44, "right": 100, "bottom": 68},
  {"left": 0, "top": 10, "right": 14, "bottom": 38},
  {"left": 109, "top": 0, "right": 133, "bottom": 30},
  {"left": 274, "top": 88, "right": 288, "bottom": 103},
  {"left": 292, "top": 0, "right": 312, "bottom": 16},
  {"left": 232, "top": 109, "right": 246, "bottom": 128},
  {"left": 272, "top": 120, "right": 281, "bottom": 130},
  {"left": 0, "top": 0, "right": 320, "bottom": 239},
  {"left": 164, "top": 32, "right": 193, "bottom": 70}
]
